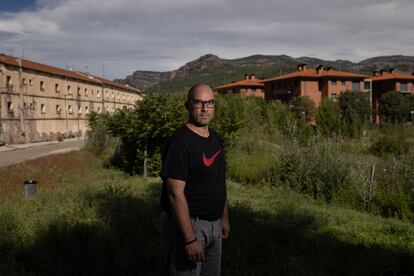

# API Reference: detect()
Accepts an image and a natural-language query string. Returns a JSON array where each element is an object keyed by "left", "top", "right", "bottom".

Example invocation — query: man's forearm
[
  {"left": 169, "top": 193, "right": 196, "bottom": 242},
  {"left": 221, "top": 199, "right": 229, "bottom": 220}
]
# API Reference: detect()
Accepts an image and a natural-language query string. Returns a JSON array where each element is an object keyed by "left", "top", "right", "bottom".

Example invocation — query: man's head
[{"left": 185, "top": 84, "right": 215, "bottom": 127}]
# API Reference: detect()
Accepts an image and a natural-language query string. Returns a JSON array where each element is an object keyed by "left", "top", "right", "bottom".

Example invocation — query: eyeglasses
[{"left": 190, "top": 99, "right": 216, "bottom": 109}]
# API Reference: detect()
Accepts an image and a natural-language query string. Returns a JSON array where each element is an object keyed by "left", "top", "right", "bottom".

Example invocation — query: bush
[
  {"left": 369, "top": 135, "right": 410, "bottom": 158},
  {"left": 379, "top": 91, "right": 409, "bottom": 123},
  {"left": 316, "top": 99, "right": 342, "bottom": 137},
  {"left": 339, "top": 91, "right": 371, "bottom": 137},
  {"left": 293, "top": 96, "right": 316, "bottom": 123}
]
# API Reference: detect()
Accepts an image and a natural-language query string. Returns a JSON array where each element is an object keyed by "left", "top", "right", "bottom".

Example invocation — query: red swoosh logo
[{"left": 203, "top": 148, "right": 222, "bottom": 167}]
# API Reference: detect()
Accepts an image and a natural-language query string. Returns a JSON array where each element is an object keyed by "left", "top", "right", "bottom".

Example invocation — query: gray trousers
[{"left": 160, "top": 212, "right": 222, "bottom": 276}]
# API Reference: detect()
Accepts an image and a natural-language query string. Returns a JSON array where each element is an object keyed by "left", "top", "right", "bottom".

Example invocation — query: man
[{"left": 160, "top": 84, "right": 230, "bottom": 276}]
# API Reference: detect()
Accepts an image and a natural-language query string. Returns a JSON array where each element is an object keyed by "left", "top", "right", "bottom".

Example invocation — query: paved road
[{"left": 0, "top": 139, "right": 85, "bottom": 167}]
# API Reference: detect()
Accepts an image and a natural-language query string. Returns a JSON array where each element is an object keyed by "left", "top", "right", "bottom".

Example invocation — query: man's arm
[
  {"left": 221, "top": 199, "right": 230, "bottom": 239},
  {"left": 167, "top": 178, "right": 205, "bottom": 262}
]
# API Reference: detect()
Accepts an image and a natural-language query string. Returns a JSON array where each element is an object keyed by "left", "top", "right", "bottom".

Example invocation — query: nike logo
[{"left": 202, "top": 148, "right": 222, "bottom": 167}]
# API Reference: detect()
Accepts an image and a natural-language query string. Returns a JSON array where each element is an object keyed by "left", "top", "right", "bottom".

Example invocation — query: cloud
[{"left": 0, "top": 0, "right": 413, "bottom": 79}]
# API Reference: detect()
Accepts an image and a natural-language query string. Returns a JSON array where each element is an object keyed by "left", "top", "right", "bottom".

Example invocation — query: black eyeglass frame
[{"left": 189, "top": 99, "right": 216, "bottom": 109}]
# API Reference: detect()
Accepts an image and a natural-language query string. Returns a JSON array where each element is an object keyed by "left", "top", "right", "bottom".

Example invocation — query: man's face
[{"left": 187, "top": 86, "right": 215, "bottom": 127}]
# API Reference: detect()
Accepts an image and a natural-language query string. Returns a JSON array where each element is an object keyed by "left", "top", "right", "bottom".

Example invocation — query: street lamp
[{"left": 411, "top": 110, "right": 414, "bottom": 123}]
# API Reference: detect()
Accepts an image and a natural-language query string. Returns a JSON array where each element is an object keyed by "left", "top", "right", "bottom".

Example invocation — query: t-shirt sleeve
[{"left": 161, "top": 139, "right": 189, "bottom": 181}]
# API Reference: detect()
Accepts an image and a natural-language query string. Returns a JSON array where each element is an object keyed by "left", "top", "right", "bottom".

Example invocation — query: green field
[{"left": 1, "top": 150, "right": 413, "bottom": 275}]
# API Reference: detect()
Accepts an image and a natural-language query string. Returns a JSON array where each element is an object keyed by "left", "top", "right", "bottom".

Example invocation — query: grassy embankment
[{"left": 1, "top": 150, "right": 413, "bottom": 275}]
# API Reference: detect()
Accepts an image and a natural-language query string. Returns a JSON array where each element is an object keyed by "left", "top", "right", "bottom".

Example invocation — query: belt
[{"left": 164, "top": 212, "right": 215, "bottom": 222}]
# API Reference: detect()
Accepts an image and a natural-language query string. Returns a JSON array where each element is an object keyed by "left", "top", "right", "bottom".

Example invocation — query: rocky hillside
[{"left": 119, "top": 54, "right": 414, "bottom": 93}]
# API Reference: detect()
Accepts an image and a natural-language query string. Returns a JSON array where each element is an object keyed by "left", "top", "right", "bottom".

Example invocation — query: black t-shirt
[{"left": 160, "top": 125, "right": 226, "bottom": 221}]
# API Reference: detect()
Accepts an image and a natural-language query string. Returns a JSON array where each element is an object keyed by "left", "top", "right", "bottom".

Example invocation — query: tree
[
  {"left": 316, "top": 99, "right": 342, "bottom": 137},
  {"left": 379, "top": 91, "right": 409, "bottom": 123},
  {"left": 338, "top": 91, "right": 371, "bottom": 137},
  {"left": 293, "top": 96, "right": 316, "bottom": 123}
]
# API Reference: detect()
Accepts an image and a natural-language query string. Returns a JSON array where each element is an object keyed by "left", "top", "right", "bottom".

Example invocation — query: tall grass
[{"left": 0, "top": 151, "right": 413, "bottom": 275}]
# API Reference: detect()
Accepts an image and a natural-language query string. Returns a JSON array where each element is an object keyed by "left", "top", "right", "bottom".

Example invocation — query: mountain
[{"left": 118, "top": 54, "right": 414, "bottom": 93}]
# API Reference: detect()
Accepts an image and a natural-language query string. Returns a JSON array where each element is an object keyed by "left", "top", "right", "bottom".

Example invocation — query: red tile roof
[
  {"left": 75, "top": 72, "right": 141, "bottom": 94},
  {"left": 215, "top": 79, "right": 264, "bottom": 90},
  {"left": 0, "top": 53, "right": 141, "bottom": 94},
  {"left": 370, "top": 72, "right": 414, "bottom": 81},
  {"left": 263, "top": 68, "right": 369, "bottom": 82}
]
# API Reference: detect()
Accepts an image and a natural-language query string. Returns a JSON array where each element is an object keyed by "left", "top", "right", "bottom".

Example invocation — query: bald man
[{"left": 160, "top": 84, "right": 230, "bottom": 276}]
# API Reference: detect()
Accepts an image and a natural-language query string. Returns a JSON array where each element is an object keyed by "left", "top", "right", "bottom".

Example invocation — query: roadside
[
  {"left": 0, "top": 138, "right": 83, "bottom": 153},
  {"left": 0, "top": 138, "right": 85, "bottom": 167}
]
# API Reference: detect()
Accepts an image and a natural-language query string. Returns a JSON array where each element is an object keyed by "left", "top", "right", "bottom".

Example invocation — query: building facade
[
  {"left": 263, "top": 64, "right": 370, "bottom": 106},
  {"left": 371, "top": 69, "right": 414, "bottom": 123},
  {"left": 215, "top": 74, "right": 265, "bottom": 98},
  {"left": 0, "top": 54, "right": 143, "bottom": 144}
]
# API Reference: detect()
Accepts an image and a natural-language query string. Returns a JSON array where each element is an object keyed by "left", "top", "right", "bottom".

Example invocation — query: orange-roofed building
[
  {"left": 371, "top": 69, "right": 414, "bottom": 123},
  {"left": 215, "top": 74, "right": 265, "bottom": 98},
  {"left": 263, "top": 64, "right": 370, "bottom": 106}
]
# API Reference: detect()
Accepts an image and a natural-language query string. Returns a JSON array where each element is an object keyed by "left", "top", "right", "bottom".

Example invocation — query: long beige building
[{"left": 0, "top": 54, "right": 143, "bottom": 144}]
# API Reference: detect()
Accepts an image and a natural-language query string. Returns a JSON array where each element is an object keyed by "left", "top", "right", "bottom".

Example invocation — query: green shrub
[
  {"left": 369, "top": 135, "right": 410, "bottom": 158},
  {"left": 293, "top": 96, "right": 316, "bottom": 123},
  {"left": 379, "top": 91, "right": 409, "bottom": 123},
  {"left": 316, "top": 99, "right": 342, "bottom": 137},
  {"left": 339, "top": 91, "right": 371, "bottom": 138}
]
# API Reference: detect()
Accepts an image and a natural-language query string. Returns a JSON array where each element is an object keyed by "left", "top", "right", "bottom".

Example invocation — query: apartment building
[
  {"left": 263, "top": 64, "right": 370, "bottom": 105},
  {"left": 0, "top": 54, "right": 143, "bottom": 145},
  {"left": 215, "top": 74, "right": 265, "bottom": 98},
  {"left": 371, "top": 69, "right": 414, "bottom": 123}
]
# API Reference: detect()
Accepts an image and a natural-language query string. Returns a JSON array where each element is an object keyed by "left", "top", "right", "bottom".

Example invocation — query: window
[
  {"left": 85, "top": 106, "right": 89, "bottom": 114},
  {"left": 56, "top": 104, "right": 62, "bottom": 114},
  {"left": 67, "top": 85, "right": 72, "bottom": 94},
  {"left": 55, "top": 83, "right": 60, "bottom": 93},
  {"left": 331, "top": 93, "right": 337, "bottom": 102},
  {"left": 68, "top": 105, "right": 73, "bottom": 114},
  {"left": 29, "top": 102, "right": 34, "bottom": 109},
  {"left": 331, "top": 80, "right": 337, "bottom": 87},
  {"left": 112, "top": 92, "right": 115, "bottom": 98},
  {"left": 97, "top": 90, "right": 101, "bottom": 98},
  {"left": 364, "top": 81, "right": 371, "bottom": 90},
  {"left": 97, "top": 107, "right": 101, "bottom": 113},
  {"left": 40, "top": 81, "right": 45, "bottom": 91},
  {"left": 341, "top": 80, "right": 346, "bottom": 86},
  {"left": 91, "top": 89, "right": 94, "bottom": 96},
  {"left": 29, "top": 79, "right": 33, "bottom": 86},
  {"left": 23, "top": 102, "right": 27, "bottom": 109},
  {"left": 41, "top": 104, "right": 46, "bottom": 114},
  {"left": 7, "top": 101, "right": 13, "bottom": 112},
  {"left": 84, "top": 88, "right": 88, "bottom": 97},
  {"left": 352, "top": 81, "right": 359, "bottom": 91},
  {"left": 22, "top": 78, "right": 27, "bottom": 85},
  {"left": 117, "top": 93, "right": 120, "bottom": 99},
  {"left": 400, "top": 82, "right": 407, "bottom": 92},
  {"left": 6, "top": 76, "right": 12, "bottom": 88},
  {"left": 78, "top": 105, "right": 82, "bottom": 114},
  {"left": 77, "top": 87, "right": 81, "bottom": 96}
]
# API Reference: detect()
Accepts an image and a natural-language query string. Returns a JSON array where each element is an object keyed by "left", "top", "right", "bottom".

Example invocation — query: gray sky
[{"left": 0, "top": 0, "right": 413, "bottom": 79}]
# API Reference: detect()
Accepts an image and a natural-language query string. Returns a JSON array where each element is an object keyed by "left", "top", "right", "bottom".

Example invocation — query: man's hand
[
  {"left": 221, "top": 217, "right": 230, "bottom": 239},
  {"left": 185, "top": 241, "right": 205, "bottom": 262}
]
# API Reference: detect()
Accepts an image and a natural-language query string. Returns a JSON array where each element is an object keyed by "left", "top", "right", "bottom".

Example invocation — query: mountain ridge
[{"left": 118, "top": 54, "right": 414, "bottom": 93}]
